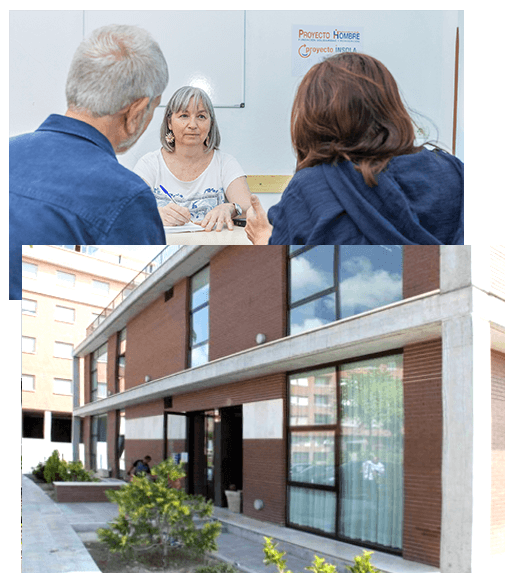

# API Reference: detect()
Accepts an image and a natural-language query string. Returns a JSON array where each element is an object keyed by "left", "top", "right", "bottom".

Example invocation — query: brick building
[
  {"left": 72, "top": 245, "right": 505, "bottom": 573},
  {"left": 21, "top": 245, "right": 153, "bottom": 473}
]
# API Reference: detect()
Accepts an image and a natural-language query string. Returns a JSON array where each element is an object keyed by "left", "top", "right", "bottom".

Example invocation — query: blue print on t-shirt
[{"left": 153, "top": 187, "right": 225, "bottom": 222}]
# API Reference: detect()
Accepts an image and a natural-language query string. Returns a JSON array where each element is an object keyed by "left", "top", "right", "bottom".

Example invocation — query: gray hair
[
  {"left": 160, "top": 86, "right": 221, "bottom": 153},
  {"left": 66, "top": 24, "right": 169, "bottom": 117}
]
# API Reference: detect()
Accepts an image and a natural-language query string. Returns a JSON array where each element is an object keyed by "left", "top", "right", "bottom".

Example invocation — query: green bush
[
  {"left": 346, "top": 550, "right": 380, "bottom": 573},
  {"left": 97, "top": 458, "right": 221, "bottom": 565},
  {"left": 43, "top": 450, "right": 64, "bottom": 483},
  {"left": 37, "top": 450, "right": 98, "bottom": 483},
  {"left": 32, "top": 461, "right": 46, "bottom": 481},
  {"left": 263, "top": 536, "right": 381, "bottom": 573},
  {"left": 59, "top": 459, "right": 98, "bottom": 482}
]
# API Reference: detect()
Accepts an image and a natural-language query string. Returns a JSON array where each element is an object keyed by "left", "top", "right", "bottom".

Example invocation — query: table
[{"left": 165, "top": 225, "right": 252, "bottom": 245}]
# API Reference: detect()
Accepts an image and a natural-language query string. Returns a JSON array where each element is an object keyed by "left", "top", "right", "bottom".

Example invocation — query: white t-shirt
[{"left": 133, "top": 148, "right": 245, "bottom": 222}]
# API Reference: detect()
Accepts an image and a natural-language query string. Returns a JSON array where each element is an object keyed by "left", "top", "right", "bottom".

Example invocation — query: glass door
[
  {"left": 164, "top": 411, "right": 189, "bottom": 489},
  {"left": 205, "top": 413, "right": 215, "bottom": 501}
]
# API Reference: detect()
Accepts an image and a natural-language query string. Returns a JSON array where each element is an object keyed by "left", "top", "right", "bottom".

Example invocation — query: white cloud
[
  {"left": 290, "top": 255, "right": 332, "bottom": 299},
  {"left": 340, "top": 256, "right": 402, "bottom": 311}
]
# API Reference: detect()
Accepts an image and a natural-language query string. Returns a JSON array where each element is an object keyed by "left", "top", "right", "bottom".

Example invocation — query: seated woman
[
  {"left": 134, "top": 86, "right": 251, "bottom": 231},
  {"left": 245, "top": 52, "right": 464, "bottom": 245}
]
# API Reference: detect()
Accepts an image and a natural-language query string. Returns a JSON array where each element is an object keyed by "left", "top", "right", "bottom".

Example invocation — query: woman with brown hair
[{"left": 245, "top": 52, "right": 463, "bottom": 245}]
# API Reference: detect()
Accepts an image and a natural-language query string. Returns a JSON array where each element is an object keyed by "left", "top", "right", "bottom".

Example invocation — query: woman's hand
[
  {"left": 245, "top": 195, "right": 272, "bottom": 245},
  {"left": 200, "top": 203, "right": 235, "bottom": 232},
  {"left": 158, "top": 202, "right": 191, "bottom": 226}
]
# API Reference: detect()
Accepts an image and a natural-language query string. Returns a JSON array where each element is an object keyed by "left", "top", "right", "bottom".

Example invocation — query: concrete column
[
  {"left": 72, "top": 355, "right": 81, "bottom": 461},
  {"left": 440, "top": 312, "right": 492, "bottom": 572},
  {"left": 43, "top": 410, "right": 52, "bottom": 443},
  {"left": 440, "top": 245, "right": 496, "bottom": 572}
]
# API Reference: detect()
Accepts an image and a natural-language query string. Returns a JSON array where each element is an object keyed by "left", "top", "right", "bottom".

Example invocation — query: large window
[
  {"left": 91, "top": 343, "right": 108, "bottom": 401},
  {"left": 287, "top": 353, "right": 404, "bottom": 553},
  {"left": 288, "top": 246, "right": 403, "bottom": 335},
  {"left": 91, "top": 414, "right": 108, "bottom": 470},
  {"left": 189, "top": 266, "right": 209, "bottom": 368},
  {"left": 115, "top": 328, "right": 126, "bottom": 393}
]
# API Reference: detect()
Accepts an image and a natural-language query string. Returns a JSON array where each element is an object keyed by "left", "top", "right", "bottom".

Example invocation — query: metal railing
[{"left": 86, "top": 245, "right": 182, "bottom": 336}]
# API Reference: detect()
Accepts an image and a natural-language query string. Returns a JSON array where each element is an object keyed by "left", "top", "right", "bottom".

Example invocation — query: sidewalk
[
  {"left": 21, "top": 475, "right": 102, "bottom": 572},
  {"left": 21, "top": 475, "right": 308, "bottom": 573}
]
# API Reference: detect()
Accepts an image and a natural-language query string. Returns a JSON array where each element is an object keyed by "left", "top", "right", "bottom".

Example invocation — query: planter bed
[{"left": 53, "top": 479, "right": 126, "bottom": 503}]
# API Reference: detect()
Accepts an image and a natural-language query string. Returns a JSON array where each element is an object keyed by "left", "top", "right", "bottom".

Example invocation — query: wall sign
[{"left": 292, "top": 24, "right": 363, "bottom": 77}]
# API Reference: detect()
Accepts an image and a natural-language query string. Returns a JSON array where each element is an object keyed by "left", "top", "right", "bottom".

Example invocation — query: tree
[{"left": 97, "top": 458, "right": 221, "bottom": 564}]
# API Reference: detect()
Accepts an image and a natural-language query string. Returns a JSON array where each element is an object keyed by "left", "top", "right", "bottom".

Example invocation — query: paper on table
[{"left": 165, "top": 223, "right": 205, "bottom": 233}]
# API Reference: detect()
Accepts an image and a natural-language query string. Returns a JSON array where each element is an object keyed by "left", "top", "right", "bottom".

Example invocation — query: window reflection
[
  {"left": 290, "top": 367, "right": 337, "bottom": 426},
  {"left": 339, "top": 246, "right": 402, "bottom": 318},
  {"left": 289, "top": 293, "right": 336, "bottom": 335},
  {"left": 339, "top": 354, "right": 404, "bottom": 549},
  {"left": 290, "top": 431, "right": 335, "bottom": 485},
  {"left": 287, "top": 353, "right": 404, "bottom": 550},
  {"left": 91, "top": 343, "right": 108, "bottom": 401},
  {"left": 288, "top": 246, "right": 403, "bottom": 336},
  {"left": 190, "top": 267, "right": 210, "bottom": 368},
  {"left": 289, "top": 246, "right": 335, "bottom": 304},
  {"left": 191, "top": 266, "right": 210, "bottom": 309}
]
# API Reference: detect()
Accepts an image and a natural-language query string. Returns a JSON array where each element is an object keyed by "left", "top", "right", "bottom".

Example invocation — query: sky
[{"left": 100, "top": 245, "right": 168, "bottom": 265}]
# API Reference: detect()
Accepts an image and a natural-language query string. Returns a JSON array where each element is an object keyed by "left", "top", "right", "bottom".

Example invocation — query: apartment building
[
  {"left": 21, "top": 245, "right": 153, "bottom": 473},
  {"left": 72, "top": 245, "right": 505, "bottom": 573}
]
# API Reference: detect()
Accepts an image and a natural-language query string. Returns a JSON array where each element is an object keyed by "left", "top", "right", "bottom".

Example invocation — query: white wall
[{"left": 243, "top": 399, "right": 283, "bottom": 439}]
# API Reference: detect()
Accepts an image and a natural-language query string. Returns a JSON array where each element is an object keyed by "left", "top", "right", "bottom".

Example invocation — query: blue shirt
[
  {"left": 9, "top": 114, "right": 165, "bottom": 299},
  {"left": 268, "top": 148, "right": 464, "bottom": 245}
]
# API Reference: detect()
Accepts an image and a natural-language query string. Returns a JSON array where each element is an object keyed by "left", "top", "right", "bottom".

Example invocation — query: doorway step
[{"left": 210, "top": 506, "right": 440, "bottom": 574}]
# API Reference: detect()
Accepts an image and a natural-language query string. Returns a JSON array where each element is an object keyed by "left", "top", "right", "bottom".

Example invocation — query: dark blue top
[
  {"left": 9, "top": 114, "right": 165, "bottom": 299},
  {"left": 268, "top": 148, "right": 463, "bottom": 245}
]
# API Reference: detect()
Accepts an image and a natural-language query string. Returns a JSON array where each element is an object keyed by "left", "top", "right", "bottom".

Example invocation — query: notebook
[{"left": 164, "top": 223, "right": 205, "bottom": 233}]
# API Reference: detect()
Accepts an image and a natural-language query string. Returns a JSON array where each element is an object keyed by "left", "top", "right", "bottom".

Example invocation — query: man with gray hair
[{"left": 9, "top": 24, "right": 169, "bottom": 299}]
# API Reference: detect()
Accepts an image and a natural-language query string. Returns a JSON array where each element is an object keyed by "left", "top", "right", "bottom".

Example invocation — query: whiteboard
[{"left": 84, "top": 10, "right": 245, "bottom": 108}]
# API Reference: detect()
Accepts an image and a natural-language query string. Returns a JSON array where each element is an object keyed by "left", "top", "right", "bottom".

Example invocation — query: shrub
[
  {"left": 263, "top": 536, "right": 381, "bottom": 573},
  {"left": 97, "top": 458, "right": 221, "bottom": 565},
  {"left": 32, "top": 461, "right": 46, "bottom": 481},
  {"left": 59, "top": 459, "right": 98, "bottom": 482},
  {"left": 345, "top": 550, "right": 380, "bottom": 573},
  {"left": 43, "top": 450, "right": 64, "bottom": 483},
  {"left": 37, "top": 450, "right": 98, "bottom": 483}
]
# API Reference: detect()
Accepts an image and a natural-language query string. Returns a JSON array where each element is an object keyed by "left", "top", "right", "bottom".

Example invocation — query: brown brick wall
[
  {"left": 125, "top": 278, "right": 189, "bottom": 388},
  {"left": 403, "top": 246, "right": 440, "bottom": 299},
  {"left": 126, "top": 400, "right": 164, "bottom": 420},
  {"left": 171, "top": 373, "right": 286, "bottom": 412},
  {"left": 209, "top": 246, "right": 287, "bottom": 361},
  {"left": 55, "top": 483, "right": 125, "bottom": 503},
  {"left": 95, "top": 247, "right": 286, "bottom": 399},
  {"left": 491, "top": 349, "right": 505, "bottom": 554},
  {"left": 403, "top": 339, "right": 443, "bottom": 567},
  {"left": 243, "top": 439, "right": 287, "bottom": 524}
]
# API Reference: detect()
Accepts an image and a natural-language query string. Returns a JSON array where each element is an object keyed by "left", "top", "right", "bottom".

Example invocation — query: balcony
[{"left": 86, "top": 246, "right": 182, "bottom": 336}]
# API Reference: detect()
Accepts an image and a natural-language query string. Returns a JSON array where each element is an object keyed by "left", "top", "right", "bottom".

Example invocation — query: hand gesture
[{"left": 245, "top": 194, "right": 272, "bottom": 245}]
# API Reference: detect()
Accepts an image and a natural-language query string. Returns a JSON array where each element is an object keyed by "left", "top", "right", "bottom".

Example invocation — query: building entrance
[
  {"left": 218, "top": 406, "right": 243, "bottom": 500},
  {"left": 187, "top": 405, "right": 243, "bottom": 507}
]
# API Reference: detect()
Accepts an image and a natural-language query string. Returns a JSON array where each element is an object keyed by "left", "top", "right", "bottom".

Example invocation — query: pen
[
  {"left": 159, "top": 185, "right": 190, "bottom": 225},
  {"left": 159, "top": 184, "right": 173, "bottom": 202}
]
